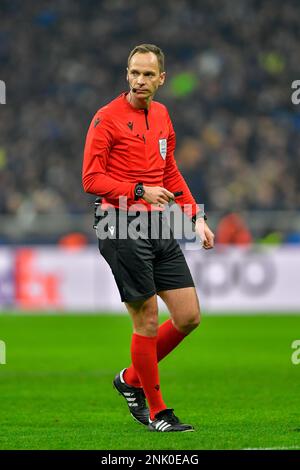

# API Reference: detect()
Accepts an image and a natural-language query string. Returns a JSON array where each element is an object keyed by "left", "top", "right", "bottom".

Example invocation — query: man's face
[{"left": 127, "top": 52, "right": 165, "bottom": 99}]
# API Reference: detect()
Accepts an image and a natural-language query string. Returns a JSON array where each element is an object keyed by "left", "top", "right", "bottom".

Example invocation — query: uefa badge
[{"left": 159, "top": 138, "right": 167, "bottom": 160}]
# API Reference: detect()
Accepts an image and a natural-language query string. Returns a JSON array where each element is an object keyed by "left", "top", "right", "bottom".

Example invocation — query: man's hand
[
  {"left": 143, "top": 186, "right": 174, "bottom": 205},
  {"left": 195, "top": 218, "right": 215, "bottom": 249}
]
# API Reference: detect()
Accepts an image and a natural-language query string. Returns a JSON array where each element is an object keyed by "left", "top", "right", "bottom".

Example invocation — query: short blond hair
[{"left": 128, "top": 44, "right": 165, "bottom": 73}]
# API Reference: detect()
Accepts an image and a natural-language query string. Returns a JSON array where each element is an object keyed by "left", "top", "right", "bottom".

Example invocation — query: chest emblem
[{"left": 159, "top": 138, "right": 167, "bottom": 160}]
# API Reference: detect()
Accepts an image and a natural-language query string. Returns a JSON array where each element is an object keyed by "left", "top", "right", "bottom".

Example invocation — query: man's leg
[
  {"left": 124, "top": 287, "right": 200, "bottom": 387},
  {"left": 158, "top": 287, "right": 201, "bottom": 334},
  {"left": 125, "top": 294, "right": 168, "bottom": 420}
]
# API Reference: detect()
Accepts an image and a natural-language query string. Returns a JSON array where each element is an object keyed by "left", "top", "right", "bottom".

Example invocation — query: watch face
[{"left": 135, "top": 186, "right": 144, "bottom": 197}]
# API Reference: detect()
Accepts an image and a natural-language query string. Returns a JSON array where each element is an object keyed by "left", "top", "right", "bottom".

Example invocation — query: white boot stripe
[
  {"left": 159, "top": 423, "right": 168, "bottom": 431},
  {"left": 155, "top": 420, "right": 163, "bottom": 429},
  {"left": 161, "top": 423, "right": 171, "bottom": 431},
  {"left": 157, "top": 421, "right": 167, "bottom": 431}
]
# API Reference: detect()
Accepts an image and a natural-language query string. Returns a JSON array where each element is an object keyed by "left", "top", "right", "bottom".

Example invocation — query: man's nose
[{"left": 137, "top": 74, "right": 145, "bottom": 84}]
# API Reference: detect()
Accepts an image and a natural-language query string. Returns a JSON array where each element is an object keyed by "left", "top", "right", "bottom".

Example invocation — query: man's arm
[{"left": 82, "top": 113, "right": 135, "bottom": 200}]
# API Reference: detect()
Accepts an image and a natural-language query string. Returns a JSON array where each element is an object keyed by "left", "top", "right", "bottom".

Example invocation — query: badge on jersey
[{"left": 159, "top": 138, "right": 167, "bottom": 160}]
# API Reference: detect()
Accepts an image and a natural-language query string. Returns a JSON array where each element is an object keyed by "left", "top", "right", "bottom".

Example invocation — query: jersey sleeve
[
  {"left": 163, "top": 112, "right": 200, "bottom": 218},
  {"left": 82, "top": 112, "right": 135, "bottom": 200}
]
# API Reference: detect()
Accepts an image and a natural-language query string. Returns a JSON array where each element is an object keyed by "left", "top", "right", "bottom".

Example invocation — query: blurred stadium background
[
  {"left": 0, "top": 0, "right": 300, "bottom": 450},
  {"left": 0, "top": 0, "right": 299, "bottom": 312}
]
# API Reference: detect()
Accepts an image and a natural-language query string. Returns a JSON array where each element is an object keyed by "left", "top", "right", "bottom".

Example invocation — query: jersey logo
[
  {"left": 127, "top": 121, "right": 133, "bottom": 131},
  {"left": 159, "top": 139, "right": 167, "bottom": 160},
  {"left": 94, "top": 117, "right": 101, "bottom": 128}
]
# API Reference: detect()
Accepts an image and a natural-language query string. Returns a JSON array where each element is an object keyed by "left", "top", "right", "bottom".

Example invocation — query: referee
[{"left": 82, "top": 44, "right": 214, "bottom": 432}]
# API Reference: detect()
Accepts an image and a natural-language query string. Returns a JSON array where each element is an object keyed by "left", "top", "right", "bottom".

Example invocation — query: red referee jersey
[{"left": 82, "top": 92, "right": 199, "bottom": 218}]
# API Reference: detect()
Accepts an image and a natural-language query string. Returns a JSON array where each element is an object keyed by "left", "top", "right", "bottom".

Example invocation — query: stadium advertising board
[{"left": 0, "top": 246, "right": 299, "bottom": 313}]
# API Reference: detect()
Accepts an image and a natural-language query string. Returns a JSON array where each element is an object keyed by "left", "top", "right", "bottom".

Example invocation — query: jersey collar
[{"left": 122, "top": 92, "right": 152, "bottom": 113}]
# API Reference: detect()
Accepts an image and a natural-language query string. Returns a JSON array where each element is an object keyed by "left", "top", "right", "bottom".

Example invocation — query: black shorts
[{"left": 97, "top": 209, "right": 195, "bottom": 303}]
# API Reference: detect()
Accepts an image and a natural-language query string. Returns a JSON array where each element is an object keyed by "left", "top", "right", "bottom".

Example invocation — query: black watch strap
[{"left": 192, "top": 212, "right": 207, "bottom": 224}]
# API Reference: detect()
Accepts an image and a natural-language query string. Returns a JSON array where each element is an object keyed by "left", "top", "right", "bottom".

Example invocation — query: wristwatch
[
  {"left": 192, "top": 211, "right": 207, "bottom": 224},
  {"left": 134, "top": 182, "right": 145, "bottom": 200}
]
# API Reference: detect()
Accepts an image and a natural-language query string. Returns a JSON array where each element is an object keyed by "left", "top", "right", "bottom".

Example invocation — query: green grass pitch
[{"left": 0, "top": 313, "right": 299, "bottom": 450}]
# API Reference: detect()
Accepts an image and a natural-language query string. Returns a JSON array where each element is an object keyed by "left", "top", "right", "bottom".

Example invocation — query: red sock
[
  {"left": 130, "top": 333, "right": 167, "bottom": 420},
  {"left": 124, "top": 319, "right": 186, "bottom": 388}
]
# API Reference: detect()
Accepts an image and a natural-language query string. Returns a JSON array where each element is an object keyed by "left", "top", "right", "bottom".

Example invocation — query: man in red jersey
[{"left": 83, "top": 44, "right": 214, "bottom": 432}]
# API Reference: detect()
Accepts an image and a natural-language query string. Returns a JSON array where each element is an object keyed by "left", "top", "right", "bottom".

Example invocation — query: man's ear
[
  {"left": 126, "top": 67, "right": 129, "bottom": 82},
  {"left": 159, "top": 72, "right": 166, "bottom": 86}
]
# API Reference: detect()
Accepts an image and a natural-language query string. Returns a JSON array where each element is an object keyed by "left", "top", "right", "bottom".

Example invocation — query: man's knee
[
  {"left": 143, "top": 316, "right": 159, "bottom": 336},
  {"left": 174, "top": 308, "right": 201, "bottom": 335},
  {"left": 127, "top": 296, "right": 159, "bottom": 337}
]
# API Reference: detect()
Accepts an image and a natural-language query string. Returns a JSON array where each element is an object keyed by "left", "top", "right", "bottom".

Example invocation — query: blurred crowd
[{"left": 0, "top": 0, "right": 300, "bottom": 218}]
